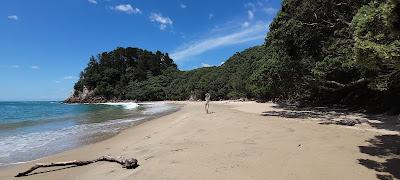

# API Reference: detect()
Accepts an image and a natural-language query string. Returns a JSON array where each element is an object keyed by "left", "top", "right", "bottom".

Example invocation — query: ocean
[{"left": 0, "top": 101, "right": 179, "bottom": 166}]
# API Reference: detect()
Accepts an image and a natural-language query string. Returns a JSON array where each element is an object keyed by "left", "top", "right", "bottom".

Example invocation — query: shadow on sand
[
  {"left": 261, "top": 103, "right": 400, "bottom": 179},
  {"left": 358, "top": 135, "right": 400, "bottom": 180},
  {"left": 261, "top": 102, "right": 400, "bottom": 131},
  {"left": 17, "top": 165, "right": 78, "bottom": 177}
]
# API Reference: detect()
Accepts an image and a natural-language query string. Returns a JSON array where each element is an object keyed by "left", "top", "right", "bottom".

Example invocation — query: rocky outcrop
[
  {"left": 64, "top": 86, "right": 136, "bottom": 104},
  {"left": 64, "top": 95, "right": 108, "bottom": 104},
  {"left": 64, "top": 86, "right": 105, "bottom": 103}
]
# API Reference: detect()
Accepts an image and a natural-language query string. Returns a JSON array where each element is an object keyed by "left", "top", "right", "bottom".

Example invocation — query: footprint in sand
[
  {"left": 170, "top": 160, "right": 180, "bottom": 164},
  {"left": 144, "top": 156, "right": 155, "bottom": 160},
  {"left": 171, "top": 148, "right": 184, "bottom": 152},
  {"left": 286, "top": 128, "right": 295, "bottom": 132},
  {"left": 243, "top": 138, "right": 257, "bottom": 145}
]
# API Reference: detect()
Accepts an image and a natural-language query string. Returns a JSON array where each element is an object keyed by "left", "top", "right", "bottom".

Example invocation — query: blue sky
[{"left": 0, "top": 0, "right": 281, "bottom": 101}]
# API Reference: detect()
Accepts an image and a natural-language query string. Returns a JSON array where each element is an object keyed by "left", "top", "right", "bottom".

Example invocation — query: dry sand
[{"left": 0, "top": 101, "right": 398, "bottom": 180}]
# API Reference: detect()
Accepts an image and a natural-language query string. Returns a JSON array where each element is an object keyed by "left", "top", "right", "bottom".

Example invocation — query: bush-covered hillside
[
  {"left": 67, "top": 45, "right": 265, "bottom": 102},
  {"left": 251, "top": 0, "right": 399, "bottom": 111},
  {"left": 67, "top": 0, "right": 399, "bottom": 112}
]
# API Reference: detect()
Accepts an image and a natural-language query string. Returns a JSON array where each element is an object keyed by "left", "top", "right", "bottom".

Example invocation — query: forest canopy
[{"left": 68, "top": 0, "right": 399, "bottom": 113}]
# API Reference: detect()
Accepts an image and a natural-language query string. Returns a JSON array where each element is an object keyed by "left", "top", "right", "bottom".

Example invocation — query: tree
[{"left": 353, "top": 0, "right": 400, "bottom": 91}]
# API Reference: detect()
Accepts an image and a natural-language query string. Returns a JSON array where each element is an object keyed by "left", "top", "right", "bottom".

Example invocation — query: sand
[{"left": 0, "top": 101, "right": 398, "bottom": 180}]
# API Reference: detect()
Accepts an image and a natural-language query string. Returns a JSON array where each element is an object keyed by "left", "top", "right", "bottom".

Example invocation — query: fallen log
[{"left": 15, "top": 155, "right": 138, "bottom": 177}]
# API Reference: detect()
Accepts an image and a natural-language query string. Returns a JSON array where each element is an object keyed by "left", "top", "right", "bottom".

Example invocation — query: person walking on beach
[{"left": 205, "top": 93, "right": 211, "bottom": 114}]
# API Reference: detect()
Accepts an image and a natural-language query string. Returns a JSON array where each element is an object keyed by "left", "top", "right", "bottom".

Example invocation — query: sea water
[{"left": 0, "top": 101, "right": 178, "bottom": 166}]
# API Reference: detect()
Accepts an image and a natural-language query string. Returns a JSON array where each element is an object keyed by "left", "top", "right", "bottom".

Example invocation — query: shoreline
[
  {"left": 0, "top": 104, "right": 181, "bottom": 169},
  {"left": 0, "top": 101, "right": 398, "bottom": 179},
  {"left": 0, "top": 102, "right": 181, "bottom": 168}
]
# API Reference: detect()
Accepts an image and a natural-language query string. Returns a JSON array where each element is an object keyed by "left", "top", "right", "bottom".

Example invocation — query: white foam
[
  {"left": 140, "top": 102, "right": 174, "bottom": 115},
  {"left": 0, "top": 117, "right": 144, "bottom": 165},
  {"left": 99, "top": 102, "right": 140, "bottom": 110},
  {"left": 0, "top": 102, "right": 177, "bottom": 165}
]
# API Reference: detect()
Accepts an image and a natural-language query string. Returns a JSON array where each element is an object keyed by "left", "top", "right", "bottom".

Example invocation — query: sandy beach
[{"left": 0, "top": 101, "right": 398, "bottom": 180}]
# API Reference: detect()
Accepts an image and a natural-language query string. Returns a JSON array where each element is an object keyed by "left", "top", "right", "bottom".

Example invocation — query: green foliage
[
  {"left": 73, "top": 46, "right": 264, "bottom": 101},
  {"left": 251, "top": 0, "right": 371, "bottom": 101},
  {"left": 249, "top": 0, "right": 399, "bottom": 111},
  {"left": 72, "top": 0, "right": 400, "bottom": 112},
  {"left": 74, "top": 47, "right": 177, "bottom": 100},
  {"left": 353, "top": 0, "right": 400, "bottom": 91}
]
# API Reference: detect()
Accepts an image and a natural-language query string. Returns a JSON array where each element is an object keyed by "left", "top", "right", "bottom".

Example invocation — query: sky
[{"left": 0, "top": 0, "right": 281, "bottom": 101}]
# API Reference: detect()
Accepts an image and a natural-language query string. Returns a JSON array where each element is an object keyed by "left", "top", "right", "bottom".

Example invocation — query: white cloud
[
  {"left": 171, "top": 22, "right": 267, "bottom": 61},
  {"left": 242, "top": 21, "right": 250, "bottom": 28},
  {"left": 31, "top": 65, "right": 39, "bottom": 69},
  {"left": 201, "top": 62, "right": 225, "bottom": 67},
  {"left": 88, "top": 0, "right": 97, "bottom": 4},
  {"left": 245, "top": 2, "right": 278, "bottom": 17},
  {"left": 263, "top": 7, "right": 277, "bottom": 14},
  {"left": 208, "top": 13, "right": 214, "bottom": 19},
  {"left": 63, "top": 76, "right": 78, "bottom": 80},
  {"left": 113, "top": 4, "right": 142, "bottom": 14},
  {"left": 180, "top": 4, "right": 187, "bottom": 9},
  {"left": 53, "top": 76, "right": 78, "bottom": 83},
  {"left": 247, "top": 10, "right": 254, "bottom": 20},
  {"left": 7, "top": 15, "right": 18, "bottom": 21},
  {"left": 201, "top": 63, "right": 211, "bottom": 67},
  {"left": 11, "top": 65, "right": 20, "bottom": 68},
  {"left": 149, "top": 13, "right": 173, "bottom": 30},
  {"left": 245, "top": 2, "right": 256, "bottom": 11}
]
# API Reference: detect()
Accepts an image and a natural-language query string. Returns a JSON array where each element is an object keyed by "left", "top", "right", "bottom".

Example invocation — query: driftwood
[{"left": 15, "top": 156, "right": 138, "bottom": 177}]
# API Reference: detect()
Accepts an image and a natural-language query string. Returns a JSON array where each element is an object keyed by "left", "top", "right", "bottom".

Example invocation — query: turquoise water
[{"left": 0, "top": 101, "right": 178, "bottom": 166}]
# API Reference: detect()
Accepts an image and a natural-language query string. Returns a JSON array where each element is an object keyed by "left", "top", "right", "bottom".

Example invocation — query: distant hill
[{"left": 65, "top": 45, "right": 265, "bottom": 103}]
